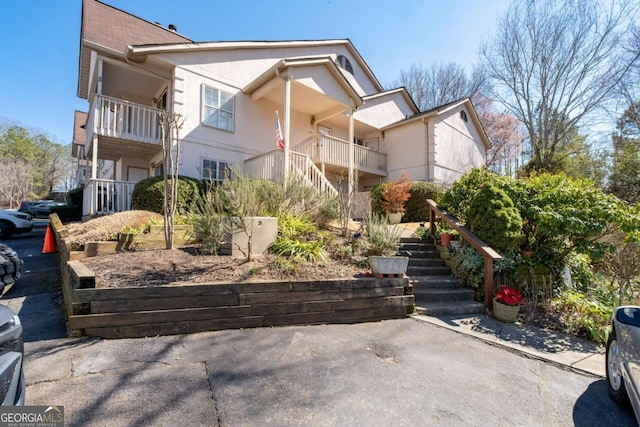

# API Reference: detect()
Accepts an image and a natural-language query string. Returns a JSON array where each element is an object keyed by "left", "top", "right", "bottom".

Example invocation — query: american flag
[{"left": 276, "top": 111, "right": 285, "bottom": 150}]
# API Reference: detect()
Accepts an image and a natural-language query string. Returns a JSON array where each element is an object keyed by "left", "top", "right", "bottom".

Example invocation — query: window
[
  {"left": 202, "top": 158, "right": 230, "bottom": 181},
  {"left": 460, "top": 110, "right": 468, "bottom": 122},
  {"left": 336, "top": 55, "right": 354, "bottom": 74},
  {"left": 202, "top": 85, "right": 235, "bottom": 132}
]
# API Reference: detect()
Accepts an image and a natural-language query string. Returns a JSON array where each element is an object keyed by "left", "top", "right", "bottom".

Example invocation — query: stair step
[
  {"left": 407, "top": 266, "right": 451, "bottom": 276},
  {"left": 408, "top": 258, "right": 445, "bottom": 267},
  {"left": 413, "top": 288, "right": 475, "bottom": 302},
  {"left": 399, "top": 237, "right": 425, "bottom": 244},
  {"left": 397, "top": 250, "right": 441, "bottom": 259},
  {"left": 398, "top": 243, "right": 436, "bottom": 251},
  {"left": 415, "top": 300, "right": 486, "bottom": 316},
  {"left": 410, "top": 276, "right": 465, "bottom": 289}
]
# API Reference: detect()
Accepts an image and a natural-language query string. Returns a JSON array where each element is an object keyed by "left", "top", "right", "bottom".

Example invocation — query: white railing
[
  {"left": 90, "top": 94, "right": 163, "bottom": 144},
  {"left": 83, "top": 179, "right": 137, "bottom": 217},
  {"left": 293, "top": 134, "right": 387, "bottom": 176},
  {"left": 243, "top": 150, "right": 338, "bottom": 198},
  {"left": 290, "top": 152, "right": 339, "bottom": 197}
]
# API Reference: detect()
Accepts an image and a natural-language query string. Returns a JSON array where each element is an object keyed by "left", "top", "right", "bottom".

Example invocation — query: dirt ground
[{"left": 81, "top": 239, "right": 366, "bottom": 288}]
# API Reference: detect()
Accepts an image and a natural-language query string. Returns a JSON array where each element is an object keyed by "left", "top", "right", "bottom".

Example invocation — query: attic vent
[
  {"left": 460, "top": 110, "right": 468, "bottom": 122},
  {"left": 336, "top": 55, "right": 354, "bottom": 75},
  {"left": 168, "top": 24, "right": 177, "bottom": 32}
]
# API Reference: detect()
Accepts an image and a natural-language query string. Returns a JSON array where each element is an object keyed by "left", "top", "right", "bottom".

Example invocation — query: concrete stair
[{"left": 398, "top": 238, "right": 485, "bottom": 316}]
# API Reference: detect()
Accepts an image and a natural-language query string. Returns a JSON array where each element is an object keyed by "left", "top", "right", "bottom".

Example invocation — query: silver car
[
  {"left": 607, "top": 306, "right": 640, "bottom": 423},
  {"left": 0, "top": 304, "right": 25, "bottom": 405}
]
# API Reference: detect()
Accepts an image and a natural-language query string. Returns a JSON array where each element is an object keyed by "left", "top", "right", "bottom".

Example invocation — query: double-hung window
[
  {"left": 202, "top": 159, "right": 230, "bottom": 181},
  {"left": 202, "top": 85, "right": 234, "bottom": 132}
]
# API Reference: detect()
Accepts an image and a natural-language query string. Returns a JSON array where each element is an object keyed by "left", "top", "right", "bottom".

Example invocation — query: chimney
[{"left": 168, "top": 24, "right": 177, "bottom": 32}]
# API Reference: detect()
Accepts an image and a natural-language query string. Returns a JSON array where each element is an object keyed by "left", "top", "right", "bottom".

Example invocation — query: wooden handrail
[{"left": 427, "top": 199, "right": 502, "bottom": 309}]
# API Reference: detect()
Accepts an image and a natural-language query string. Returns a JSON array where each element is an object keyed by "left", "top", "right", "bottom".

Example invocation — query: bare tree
[
  {"left": 481, "top": 0, "right": 640, "bottom": 172},
  {"left": 159, "top": 111, "right": 185, "bottom": 250},
  {"left": 392, "top": 62, "right": 484, "bottom": 111}
]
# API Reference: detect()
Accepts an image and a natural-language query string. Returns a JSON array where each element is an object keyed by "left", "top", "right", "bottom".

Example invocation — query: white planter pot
[
  {"left": 388, "top": 212, "right": 403, "bottom": 224},
  {"left": 369, "top": 256, "right": 409, "bottom": 276}
]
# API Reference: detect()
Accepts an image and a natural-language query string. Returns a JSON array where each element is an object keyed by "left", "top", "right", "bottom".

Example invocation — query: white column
[
  {"left": 91, "top": 135, "right": 98, "bottom": 179},
  {"left": 283, "top": 77, "right": 291, "bottom": 181},
  {"left": 348, "top": 106, "right": 355, "bottom": 216}
]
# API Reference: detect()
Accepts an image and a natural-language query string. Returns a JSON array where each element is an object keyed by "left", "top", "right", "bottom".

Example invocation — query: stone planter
[
  {"left": 493, "top": 298, "right": 521, "bottom": 323},
  {"left": 388, "top": 212, "right": 403, "bottom": 225},
  {"left": 369, "top": 256, "right": 409, "bottom": 277}
]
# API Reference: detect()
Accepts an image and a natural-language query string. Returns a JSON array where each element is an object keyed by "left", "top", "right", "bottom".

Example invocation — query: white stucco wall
[
  {"left": 432, "top": 106, "right": 486, "bottom": 184},
  {"left": 156, "top": 43, "right": 379, "bottom": 97},
  {"left": 354, "top": 91, "right": 414, "bottom": 129},
  {"left": 381, "top": 120, "right": 428, "bottom": 182}
]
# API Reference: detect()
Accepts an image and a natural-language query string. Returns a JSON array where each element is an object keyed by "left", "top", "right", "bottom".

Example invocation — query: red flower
[{"left": 494, "top": 286, "right": 524, "bottom": 306}]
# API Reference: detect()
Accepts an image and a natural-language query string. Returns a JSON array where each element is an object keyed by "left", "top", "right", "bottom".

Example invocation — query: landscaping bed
[{"left": 51, "top": 214, "right": 414, "bottom": 339}]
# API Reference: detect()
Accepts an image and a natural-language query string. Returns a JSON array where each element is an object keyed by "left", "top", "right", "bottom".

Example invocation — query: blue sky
[{"left": 0, "top": 0, "right": 510, "bottom": 146}]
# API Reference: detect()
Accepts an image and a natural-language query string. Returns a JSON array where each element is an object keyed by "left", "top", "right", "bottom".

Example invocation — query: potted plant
[
  {"left": 437, "top": 223, "right": 457, "bottom": 247},
  {"left": 365, "top": 214, "right": 408, "bottom": 276},
  {"left": 492, "top": 285, "right": 524, "bottom": 323},
  {"left": 381, "top": 171, "right": 413, "bottom": 224}
]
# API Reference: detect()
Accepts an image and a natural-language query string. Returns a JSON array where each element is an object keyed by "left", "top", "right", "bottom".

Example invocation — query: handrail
[{"left": 427, "top": 199, "right": 502, "bottom": 309}]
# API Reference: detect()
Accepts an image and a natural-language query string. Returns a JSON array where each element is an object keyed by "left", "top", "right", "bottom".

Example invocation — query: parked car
[
  {"left": 0, "top": 210, "right": 33, "bottom": 239},
  {"left": 0, "top": 244, "right": 22, "bottom": 291},
  {"left": 18, "top": 200, "right": 65, "bottom": 219},
  {"left": 607, "top": 306, "right": 640, "bottom": 424},
  {"left": 0, "top": 303, "right": 25, "bottom": 405}
]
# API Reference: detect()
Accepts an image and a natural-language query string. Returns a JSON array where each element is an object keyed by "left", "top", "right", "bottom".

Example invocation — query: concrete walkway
[{"left": 413, "top": 313, "right": 606, "bottom": 377}]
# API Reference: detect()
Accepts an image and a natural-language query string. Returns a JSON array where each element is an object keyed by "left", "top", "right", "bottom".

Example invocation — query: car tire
[
  {"left": 606, "top": 329, "right": 631, "bottom": 405},
  {"left": 0, "top": 222, "right": 11, "bottom": 239},
  {"left": 0, "top": 244, "right": 22, "bottom": 289}
]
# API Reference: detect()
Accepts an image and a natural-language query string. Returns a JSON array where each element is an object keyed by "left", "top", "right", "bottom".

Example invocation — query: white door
[{"left": 128, "top": 167, "right": 148, "bottom": 183}]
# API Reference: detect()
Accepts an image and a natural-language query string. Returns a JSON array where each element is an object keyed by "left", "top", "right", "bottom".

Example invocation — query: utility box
[{"left": 219, "top": 217, "right": 278, "bottom": 257}]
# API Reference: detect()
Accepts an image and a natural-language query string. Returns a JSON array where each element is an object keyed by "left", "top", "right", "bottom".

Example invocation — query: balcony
[
  {"left": 293, "top": 134, "right": 387, "bottom": 177},
  {"left": 86, "top": 95, "right": 163, "bottom": 155}
]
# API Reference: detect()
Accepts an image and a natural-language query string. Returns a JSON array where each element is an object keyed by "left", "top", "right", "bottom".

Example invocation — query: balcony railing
[
  {"left": 83, "top": 179, "right": 137, "bottom": 217},
  {"left": 89, "top": 94, "right": 163, "bottom": 146},
  {"left": 293, "top": 134, "right": 387, "bottom": 176}
]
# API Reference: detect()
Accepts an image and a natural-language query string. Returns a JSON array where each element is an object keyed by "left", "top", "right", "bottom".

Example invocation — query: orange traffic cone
[{"left": 42, "top": 224, "right": 56, "bottom": 254}]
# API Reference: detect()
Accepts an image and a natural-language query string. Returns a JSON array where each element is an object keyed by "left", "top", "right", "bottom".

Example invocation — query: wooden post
[
  {"left": 429, "top": 205, "right": 436, "bottom": 240},
  {"left": 484, "top": 256, "right": 494, "bottom": 309}
]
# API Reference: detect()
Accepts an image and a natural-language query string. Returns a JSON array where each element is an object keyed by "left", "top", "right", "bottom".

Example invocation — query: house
[{"left": 73, "top": 0, "right": 490, "bottom": 217}]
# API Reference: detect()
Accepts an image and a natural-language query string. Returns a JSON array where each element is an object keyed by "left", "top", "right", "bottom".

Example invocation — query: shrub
[
  {"left": 404, "top": 181, "right": 445, "bottom": 222},
  {"left": 466, "top": 183, "right": 523, "bottom": 252},
  {"left": 50, "top": 205, "right": 82, "bottom": 223},
  {"left": 131, "top": 176, "right": 201, "bottom": 214},
  {"left": 269, "top": 213, "right": 328, "bottom": 261},
  {"left": 439, "top": 168, "right": 503, "bottom": 222},
  {"left": 66, "top": 186, "right": 83, "bottom": 207},
  {"left": 370, "top": 182, "right": 391, "bottom": 218},
  {"left": 381, "top": 171, "right": 413, "bottom": 214},
  {"left": 364, "top": 214, "right": 402, "bottom": 256}
]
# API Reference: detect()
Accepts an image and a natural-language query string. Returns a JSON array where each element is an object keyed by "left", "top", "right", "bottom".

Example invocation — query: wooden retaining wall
[{"left": 50, "top": 214, "right": 414, "bottom": 339}]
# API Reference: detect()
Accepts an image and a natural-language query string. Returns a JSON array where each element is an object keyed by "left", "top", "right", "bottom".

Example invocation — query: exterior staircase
[{"left": 398, "top": 237, "right": 485, "bottom": 316}]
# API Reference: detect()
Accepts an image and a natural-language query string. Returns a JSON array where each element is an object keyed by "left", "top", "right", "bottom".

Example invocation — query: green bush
[
  {"left": 370, "top": 182, "right": 391, "bottom": 218},
  {"left": 404, "top": 181, "right": 445, "bottom": 222},
  {"left": 269, "top": 213, "right": 328, "bottom": 261},
  {"left": 466, "top": 183, "right": 523, "bottom": 252},
  {"left": 50, "top": 205, "right": 82, "bottom": 223},
  {"left": 66, "top": 186, "right": 83, "bottom": 207},
  {"left": 131, "top": 176, "right": 201, "bottom": 214}
]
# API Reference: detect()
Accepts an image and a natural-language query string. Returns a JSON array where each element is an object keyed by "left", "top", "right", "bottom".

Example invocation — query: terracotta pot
[
  {"left": 493, "top": 298, "right": 521, "bottom": 323},
  {"left": 440, "top": 233, "right": 453, "bottom": 246},
  {"left": 520, "top": 250, "right": 534, "bottom": 258}
]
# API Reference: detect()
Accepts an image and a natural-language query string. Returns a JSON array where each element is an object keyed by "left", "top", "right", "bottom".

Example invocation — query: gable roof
[
  {"left": 125, "top": 39, "right": 385, "bottom": 94},
  {"left": 362, "top": 87, "right": 420, "bottom": 115},
  {"left": 381, "top": 97, "right": 491, "bottom": 149},
  {"left": 77, "top": 0, "right": 192, "bottom": 99}
]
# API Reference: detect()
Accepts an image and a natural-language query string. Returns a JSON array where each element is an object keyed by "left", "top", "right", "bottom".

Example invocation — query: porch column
[
  {"left": 91, "top": 135, "right": 98, "bottom": 179},
  {"left": 283, "top": 76, "right": 291, "bottom": 181},
  {"left": 348, "top": 106, "right": 355, "bottom": 215}
]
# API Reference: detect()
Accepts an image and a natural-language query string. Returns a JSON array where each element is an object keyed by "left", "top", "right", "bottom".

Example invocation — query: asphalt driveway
[{"left": 1, "top": 226, "right": 636, "bottom": 426}]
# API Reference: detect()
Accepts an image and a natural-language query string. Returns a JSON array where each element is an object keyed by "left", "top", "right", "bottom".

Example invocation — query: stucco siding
[
  {"left": 382, "top": 121, "right": 427, "bottom": 182},
  {"left": 354, "top": 92, "right": 414, "bottom": 129},
  {"left": 156, "top": 44, "right": 378, "bottom": 97},
  {"left": 432, "top": 106, "right": 486, "bottom": 184}
]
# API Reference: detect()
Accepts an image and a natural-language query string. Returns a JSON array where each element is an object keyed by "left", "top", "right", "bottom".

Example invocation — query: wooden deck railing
[{"left": 427, "top": 199, "right": 503, "bottom": 308}]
